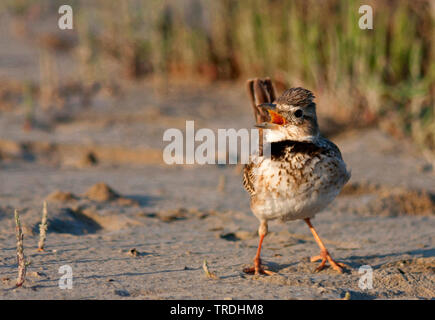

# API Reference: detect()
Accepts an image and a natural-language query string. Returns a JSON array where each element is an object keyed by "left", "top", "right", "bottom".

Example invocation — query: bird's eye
[{"left": 294, "top": 109, "right": 303, "bottom": 118}]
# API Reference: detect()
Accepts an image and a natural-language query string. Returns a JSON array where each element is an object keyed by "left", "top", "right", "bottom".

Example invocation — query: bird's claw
[
  {"left": 310, "top": 251, "right": 348, "bottom": 273},
  {"left": 243, "top": 266, "right": 276, "bottom": 276},
  {"left": 243, "top": 258, "right": 276, "bottom": 276}
]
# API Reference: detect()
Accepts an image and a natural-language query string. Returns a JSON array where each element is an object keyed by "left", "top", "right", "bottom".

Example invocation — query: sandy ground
[
  {"left": 0, "top": 11, "right": 434, "bottom": 300},
  {"left": 0, "top": 91, "right": 434, "bottom": 300}
]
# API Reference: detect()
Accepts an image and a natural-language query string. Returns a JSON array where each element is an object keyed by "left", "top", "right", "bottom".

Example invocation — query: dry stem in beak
[
  {"left": 255, "top": 122, "right": 280, "bottom": 129},
  {"left": 257, "top": 103, "right": 277, "bottom": 110}
]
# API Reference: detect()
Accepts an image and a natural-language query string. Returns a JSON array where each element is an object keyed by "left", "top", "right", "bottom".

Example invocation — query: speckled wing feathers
[{"left": 243, "top": 162, "right": 256, "bottom": 196}]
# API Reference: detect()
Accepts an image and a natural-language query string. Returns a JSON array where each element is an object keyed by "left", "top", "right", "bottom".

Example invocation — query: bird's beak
[
  {"left": 255, "top": 122, "right": 280, "bottom": 129},
  {"left": 256, "top": 103, "right": 286, "bottom": 127}
]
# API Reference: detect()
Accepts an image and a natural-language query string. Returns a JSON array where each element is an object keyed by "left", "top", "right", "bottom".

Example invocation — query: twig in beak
[{"left": 255, "top": 123, "right": 280, "bottom": 129}]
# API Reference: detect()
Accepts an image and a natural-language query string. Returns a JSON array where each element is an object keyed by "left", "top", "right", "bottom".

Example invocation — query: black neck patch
[{"left": 270, "top": 140, "right": 322, "bottom": 160}]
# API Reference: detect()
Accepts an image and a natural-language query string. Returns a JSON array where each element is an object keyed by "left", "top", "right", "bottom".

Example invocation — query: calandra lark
[{"left": 243, "top": 78, "right": 351, "bottom": 275}]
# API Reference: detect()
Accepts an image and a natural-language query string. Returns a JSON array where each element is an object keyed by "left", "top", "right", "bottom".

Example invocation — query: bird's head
[{"left": 256, "top": 87, "right": 319, "bottom": 143}]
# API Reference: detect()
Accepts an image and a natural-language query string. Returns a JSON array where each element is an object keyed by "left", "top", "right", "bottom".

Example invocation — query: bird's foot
[
  {"left": 243, "top": 258, "right": 275, "bottom": 276},
  {"left": 243, "top": 266, "right": 276, "bottom": 276},
  {"left": 310, "top": 250, "right": 348, "bottom": 273}
]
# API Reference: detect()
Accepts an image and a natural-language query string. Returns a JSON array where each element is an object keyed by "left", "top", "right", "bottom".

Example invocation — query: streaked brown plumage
[{"left": 243, "top": 80, "right": 350, "bottom": 275}]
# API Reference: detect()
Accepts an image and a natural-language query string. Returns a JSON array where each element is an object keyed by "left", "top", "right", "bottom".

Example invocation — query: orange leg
[
  {"left": 243, "top": 221, "right": 275, "bottom": 275},
  {"left": 304, "top": 218, "right": 347, "bottom": 273}
]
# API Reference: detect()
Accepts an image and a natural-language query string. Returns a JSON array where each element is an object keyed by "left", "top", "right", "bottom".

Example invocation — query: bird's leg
[
  {"left": 304, "top": 218, "right": 347, "bottom": 273},
  {"left": 243, "top": 220, "right": 275, "bottom": 275}
]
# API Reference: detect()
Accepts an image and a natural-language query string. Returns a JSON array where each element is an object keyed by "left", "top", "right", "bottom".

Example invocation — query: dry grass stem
[
  {"left": 14, "top": 209, "right": 26, "bottom": 287},
  {"left": 38, "top": 201, "right": 48, "bottom": 252},
  {"left": 202, "top": 259, "right": 218, "bottom": 279}
]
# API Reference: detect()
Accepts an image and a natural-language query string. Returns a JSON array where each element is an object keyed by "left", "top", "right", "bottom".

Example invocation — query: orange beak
[
  {"left": 256, "top": 103, "right": 286, "bottom": 127},
  {"left": 267, "top": 109, "right": 286, "bottom": 125}
]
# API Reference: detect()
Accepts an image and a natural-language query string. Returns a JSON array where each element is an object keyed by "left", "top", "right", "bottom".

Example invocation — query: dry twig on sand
[
  {"left": 342, "top": 292, "right": 351, "bottom": 300},
  {"left": 14, "top": 209, "right": 26, "bottom": 287},
  {"left": 202, "top": 259, "right": 218, "bottom": 279},
  {"left": 38, "top": 201, "right": 48, "bottom": 252}
]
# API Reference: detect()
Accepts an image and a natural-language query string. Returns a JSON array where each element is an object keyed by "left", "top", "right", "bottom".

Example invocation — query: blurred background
[{"left": 0, "top": 0, "right": 433, "bottom": 156}]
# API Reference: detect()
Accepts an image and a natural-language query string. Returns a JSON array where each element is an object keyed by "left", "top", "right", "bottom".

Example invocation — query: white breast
[{"left": 250, "top": 154, "right": 347, "bottom": 222}]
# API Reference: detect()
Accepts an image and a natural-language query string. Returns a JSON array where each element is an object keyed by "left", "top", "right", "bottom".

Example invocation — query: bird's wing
[
  {"left": 317, "top": 136, "right": 344, "bottom": 160},
  {"left": 242, "top": 162, "right": 256, "bottom": 196}
]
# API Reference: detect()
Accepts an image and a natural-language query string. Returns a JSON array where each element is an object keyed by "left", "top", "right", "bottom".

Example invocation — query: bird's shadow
[
  {"left": 345, "top": 247, "right": 435, "bottom": 269},
  {"left": 278, "top": 247, "right": 435, "bottom": 272},
  {"left": 238, "top": 247, "right": 434, "bottom": 276},
  {"left": 262, "top": 261, "right": 299, "bottom": 273}
]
